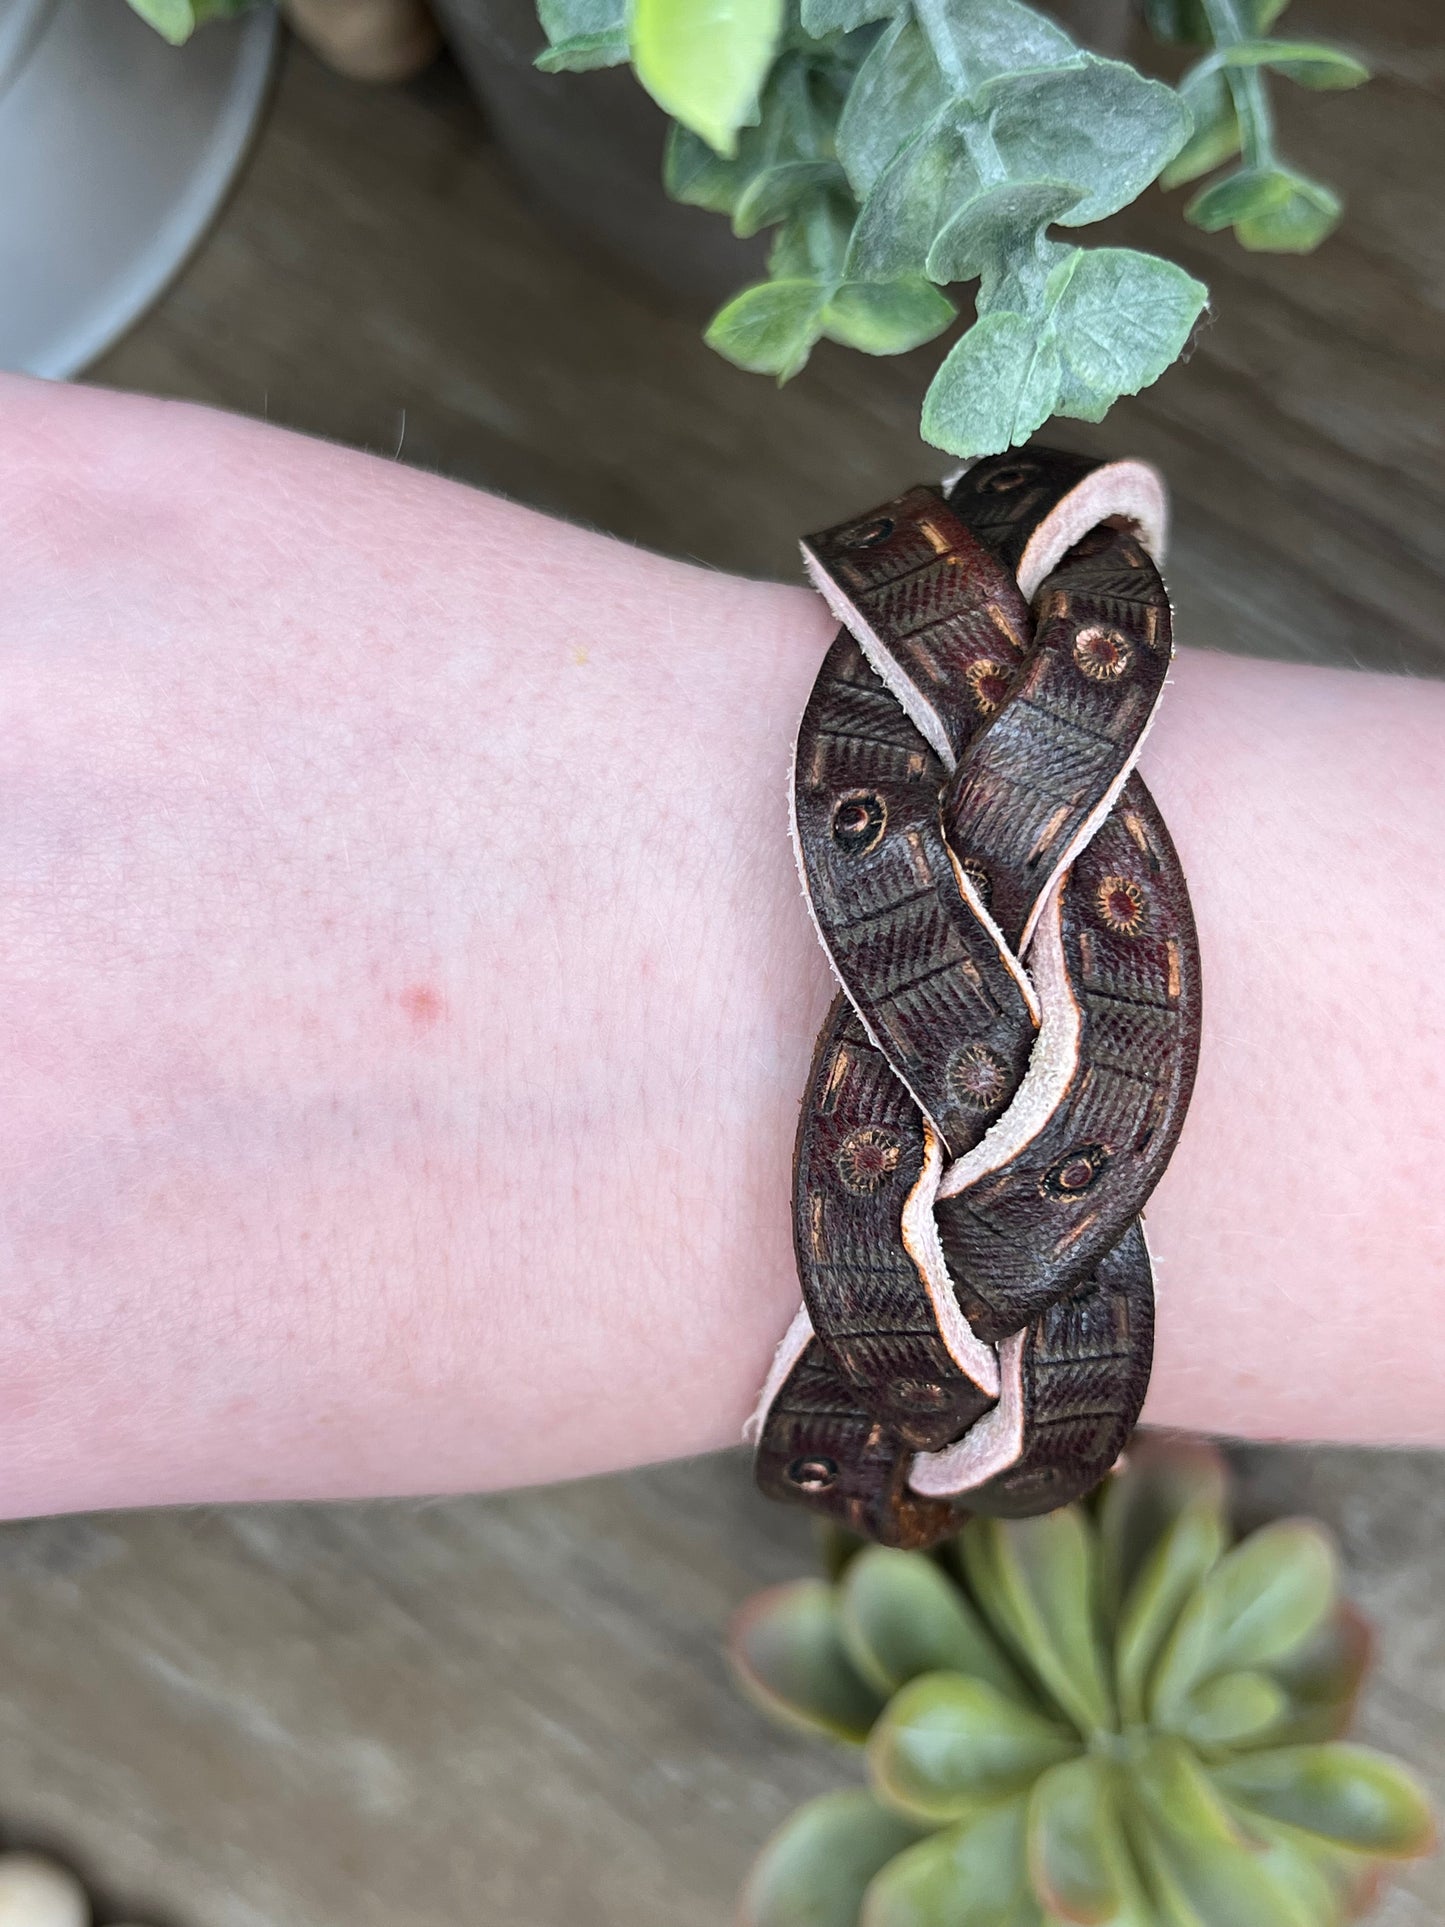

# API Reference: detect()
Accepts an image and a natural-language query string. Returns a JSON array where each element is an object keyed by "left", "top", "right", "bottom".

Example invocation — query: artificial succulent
[{"left": 730, "top": 1434, "right": 1434, "bottom": 1926}]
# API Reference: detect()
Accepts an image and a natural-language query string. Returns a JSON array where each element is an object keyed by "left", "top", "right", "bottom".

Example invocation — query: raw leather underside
[{"left": 748, "top": 448, "right": 1202, "bottom": 1550}]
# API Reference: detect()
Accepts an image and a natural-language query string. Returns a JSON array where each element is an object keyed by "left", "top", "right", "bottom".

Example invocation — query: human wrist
[
  {"left": 0, "top": 372, "right": 1440, "bottom": 1521},
  {"left": 0, "top": 376, "right": 836, "bottom": 1514},
  {"left": 1139, "top": 646, "right": 1445, "bottom": 1443}
]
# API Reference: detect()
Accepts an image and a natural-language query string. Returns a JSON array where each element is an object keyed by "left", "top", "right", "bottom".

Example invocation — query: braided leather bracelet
[{"left": 747, "top": 447, "right": 1201, "bottom": 1551}]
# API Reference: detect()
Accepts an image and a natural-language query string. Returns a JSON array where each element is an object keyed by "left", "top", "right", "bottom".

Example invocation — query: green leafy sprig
[
  {"left": 123, "top": 0, "right": 1369, "bottom": 456},
  {"left": 1151, "top": 0, "right": 1368, "bottom": 252},
  {"left": 536, "top": 0, "right": 1367, "bottom": 456},
  {"left": 729, "top": 1435, "right": 1435, "bottom": 1927}
]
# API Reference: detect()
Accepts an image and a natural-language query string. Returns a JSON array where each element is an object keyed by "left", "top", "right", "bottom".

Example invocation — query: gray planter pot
[{"left": 0, "top": 0, "right": 277, "bottom": 378}]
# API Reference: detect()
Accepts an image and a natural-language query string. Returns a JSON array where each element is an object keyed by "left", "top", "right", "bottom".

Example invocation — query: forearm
[{"left": 0, "top": 374, "right": 1440, "bottom": 1519}]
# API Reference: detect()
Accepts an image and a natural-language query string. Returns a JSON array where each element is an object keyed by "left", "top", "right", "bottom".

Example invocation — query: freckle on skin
[{"left": 398, "top": 983, "right": 445, "bottom": 1030}]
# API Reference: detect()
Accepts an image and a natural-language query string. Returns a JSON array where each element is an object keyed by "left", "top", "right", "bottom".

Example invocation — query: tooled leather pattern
[{"left": 751, "top": 449, "right": 1201, "bottom": 1550}]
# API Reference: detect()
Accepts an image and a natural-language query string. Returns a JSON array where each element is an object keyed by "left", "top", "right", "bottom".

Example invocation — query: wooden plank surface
[
  {"left": 0, "top": 16, "right": 1432, "bottom": 1924},
  {"left": 0, "top": 1451, "right": 1440, "bottom": 1926}
]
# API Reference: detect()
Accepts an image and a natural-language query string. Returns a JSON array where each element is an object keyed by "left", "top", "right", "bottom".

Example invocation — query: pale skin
[{"left": 0, "top": 370, "right": 1441, "bottom": 1521}]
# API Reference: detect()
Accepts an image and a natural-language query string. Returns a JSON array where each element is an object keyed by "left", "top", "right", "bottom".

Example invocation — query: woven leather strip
[{"left": 749, "top": 448, "right": 1201, "bottom": 1550}]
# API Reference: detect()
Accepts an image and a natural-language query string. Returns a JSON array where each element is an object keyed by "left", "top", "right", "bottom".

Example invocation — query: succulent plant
[{"left": 730, "top": 1435, "right": 1435, "bottom": 1926}]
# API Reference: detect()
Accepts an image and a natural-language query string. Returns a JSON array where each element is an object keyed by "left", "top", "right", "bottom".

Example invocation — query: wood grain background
[{"left": 0, "top": 13, "right": 1435, "bottom": 1923}]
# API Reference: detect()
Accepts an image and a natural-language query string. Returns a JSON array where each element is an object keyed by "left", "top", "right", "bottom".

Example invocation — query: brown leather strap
[{"left": 749, "top": 448, "right": 1201, "bottom": 1550}]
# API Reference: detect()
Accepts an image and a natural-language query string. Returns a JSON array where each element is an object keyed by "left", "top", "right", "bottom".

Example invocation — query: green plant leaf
[
  {"left": 1116, "top": 1502, "right": 1228, "bottom": 1728},
  {"left": 1174, "top": 1671, "right": 1289, "bottom": 1751},
  {"left": 1185, "top": 164, "right": 1290, "bottom": 230},
  {"left": 925, "top": 180, "right": 1083, "bottom": 287},
  {"left": 1161, "top": 71, "right": 1241, "bottom": 188},
  {"left": 539, "top": 0, "right": 625, "bottom": 42},
  {"left": 536, "top": 29, "right": 631, "bottom": 67},
  {"left": 1134, "top": 1734, "right": 1248, "bottom": 1849},
  {"left": 1144, "top": 0, "right": 1288, "bottom": 39},
  {"left": 1028, "top": 1756, "right": 1136, "bottom": 1924},
  {"left": 737, "top": 160, "right": 848, "bottom": 234},
  {"left": 1141, "top": 0, "right": 1210, "bottom": 43},
  {"left": 1050, "top": 246, "right": 1207, "bottom": 419},
  {"left": 536, "top": 0, "right": 630, "bottom": 65},
  {"left": 1105, "top": 1443, "right": 1229, "bottom": 1726},
  {"left": 1241, "top": 1819, "right": 1356, "bottom": 1927},
  {"left": 1210, "top": 39, "right": 1369, "bottom": 89},
  {"left": 1214, "top": 1746, "right": 1437, "bottom": 1859},
  {"left": 1237, "top": 172, "right": 1341, "bottom": 252},
  {"left": 839, "top": 1548, "right": 1026, "bottom": 1698},
  {"left": 632, "top": 0, "right": 785, "bottom": 154},
  {"left": 1097, "top": 1435, "right": 1229, "bottom": 1620},
  {"left": 664, "top": 122, "right": 753, "bottom": 212},
  {"left": 1149, "top": 1521, "right": 1338, "bottom": 1726},
  {"left": 848, "top": 55, "right": 1186, "bottom": 288},
  {"left": 769, "top": 192, "right": 855, "bottom": 278},
  {"left": 910, "top": 0, "right": 1075, "bottom": 97},
  {"left": 980, "top": 57, "right": 1192, "bottom": 227},
  {"left": 706, "top": 277, "right": 832, "bottom": 379},
  {"left": 836, "top": 16, "right": 949, "bottom": 197},
  {"left": 126, "top": 0, "right": 202, "bottom": 41},
  {"left": 860, "top": 1798, "right": 1039, "bottom": 1927},
  {"left": 1185, "top": 161, "right": 1341, "bottom": 252},
  {"left": 845, "top": 111, "right": 974, "bottom": 279},
  {"left": 125, "top": 0, "right": 255, "bottom": 30},
  {"left": 742, "top": 1790, "right": 929, "bottom": 1927},
  {"left": 1253, "top": 1820, "right": 1389, "bottom": 1924},
  {"left": 800, "top": 0, "right": 899, "bottom": 34},
  {"left": 1128, "top": 1739, "right": 1313, "bottom": 1927},
  {"left": 667, "top": 51, "right": 854, "bottom": 230},
  {"left": 920, "top": 239, "right": 1203, "bottom": 457},
  {"left": 1262, "top": 1603, "right": 1372, "bottom": 1747},
  {"left": 1128, "top": 1812, "right": 1317, "bottom": 1927},
  {"left": 958, "top": 1513, "right": 1114, "bottom": 1736},
  {"left": 824, "top": 277, "right": 955, "bottom": 355},
  {"left": 867, "top": 1672, "right": 1077, "bottom": 1824},
  {"left": 729, "top": 1579, "right": 887, "bottom": 1741}
]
